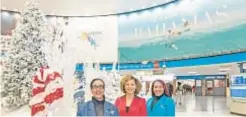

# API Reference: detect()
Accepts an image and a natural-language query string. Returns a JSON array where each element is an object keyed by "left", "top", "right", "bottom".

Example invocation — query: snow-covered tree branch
[{"left": 1, "top": 0, "right": 48, "bottom": 111}]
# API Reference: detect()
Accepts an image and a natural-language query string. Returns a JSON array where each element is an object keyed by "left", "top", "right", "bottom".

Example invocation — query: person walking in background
[
  {"left": 192, "top": 85, "right": 195, "bottom": 94},
  {"left": 147, "top": 80, "right": 175, "bottom": 116},
  {"left": 77, "top": 78, "right": 118, "bottom": 116},
  {"left": 166, "top": 82, "right": 174, "bottom": 97},
  {"left": 115, "top": 74, "right": 147, "bottom": 116},
  {"left": 175, "top": 82, "right": 183, "bottom": 105}
]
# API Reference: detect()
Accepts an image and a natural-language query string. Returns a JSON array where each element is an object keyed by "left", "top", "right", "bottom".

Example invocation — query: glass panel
[
  {"left": 214, "top": 80, "right": 225, "bottom": 88},
  {"left": 196, "top": 80, "right": 201, "bottom": 86},
  {"left": 207, "top": 81, "right": 213, "bottom": 88},
  {"left": 206, "top": 80, "right": 213, "bottom": 95}
]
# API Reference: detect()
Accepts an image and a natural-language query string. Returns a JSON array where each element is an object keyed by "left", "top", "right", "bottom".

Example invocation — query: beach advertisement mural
[{"left": 118, "top": 0, "right": 246, "bottom": 62}]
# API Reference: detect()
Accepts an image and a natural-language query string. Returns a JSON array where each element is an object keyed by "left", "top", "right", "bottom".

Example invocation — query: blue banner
[{"left": 76, "top": 52, "right": 246, "bottom": 71}]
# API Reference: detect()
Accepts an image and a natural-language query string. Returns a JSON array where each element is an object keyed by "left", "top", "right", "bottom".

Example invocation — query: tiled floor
[{"left": 175, "top": 95, "right": 243, "bottom": 116}]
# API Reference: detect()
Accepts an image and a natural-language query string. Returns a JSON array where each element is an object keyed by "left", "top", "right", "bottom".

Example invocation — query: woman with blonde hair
[{"left": 115, "top": 75, "right": 147, "bottom": 116}]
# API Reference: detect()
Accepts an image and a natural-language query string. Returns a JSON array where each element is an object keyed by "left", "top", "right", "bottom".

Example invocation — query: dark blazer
[
  {"left": 77, "top": 100, "right": 119, "bottom": 116},
  {"left": 115, "top": 95, "right": 147, "bottom": 116}
]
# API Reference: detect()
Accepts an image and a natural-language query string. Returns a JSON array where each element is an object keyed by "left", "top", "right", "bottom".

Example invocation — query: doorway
[
  {"left": 213, "top": 79, "right": 226, "bottom": 96},
  {"left": 206, "top": 80, "right": 214, "bottom": 96},
  {"left": 195, "top": 80, "right": 202, "bottom": 96}
]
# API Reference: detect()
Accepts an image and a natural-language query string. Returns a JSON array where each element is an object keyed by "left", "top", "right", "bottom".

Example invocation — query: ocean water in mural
[{"left": 118, "top": 0, "right": 246, "bottom": 62}]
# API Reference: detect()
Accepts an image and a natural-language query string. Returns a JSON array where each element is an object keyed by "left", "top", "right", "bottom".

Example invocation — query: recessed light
[
  {"left": 50, "top": 9, "right": 56, "bottom": 15},
  {"left": 188, "top": 72, "right": 197, "bottom": 74},
  {"left": 13, "top": 9, "right": 18, "bottom": 11},
  {"left": 218, "top": 71, "right": 227, "bottom": 74},
  {"left": 141, "top": 61, "right": 149, "bottom": 64},
  {"left": 85, "top": 13, "right": 90, "bottom": 16},
  {"left": 2, "top": 7, "right": 6, "bottom": 10},
  {"left": 219, "top": 68, "right": 231, "bottom": 71}
]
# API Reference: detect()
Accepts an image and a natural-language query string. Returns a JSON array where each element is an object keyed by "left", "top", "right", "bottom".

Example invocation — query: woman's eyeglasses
[{"left": 92, "top": 85, "right": 104, "bottom": 89}]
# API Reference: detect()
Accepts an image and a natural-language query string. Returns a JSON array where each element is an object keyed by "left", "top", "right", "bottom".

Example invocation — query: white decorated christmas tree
[
  {"left": 106, "top": 62, "right": 121, "bottom": 102},
  {"left": 44, "top": 21, "right": 67, "bottom": 73},
  {"left": 82, "top": 61, "right": 121, "bottom": 103},
  {"left": 1, "top": 0, "right": 47, "bottom": 111}
]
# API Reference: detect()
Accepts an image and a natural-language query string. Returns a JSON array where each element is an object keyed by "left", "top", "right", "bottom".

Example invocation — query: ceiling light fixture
[
  {"left": 188, "top": 72, "right": 197, "bottom": 74},
  {"left": 85, "top": 13, "right": 90, "bottom": 16},
  {"left": 13, "top": 9, "right": 18, "bottom": 11},
  {"left": 141, "top": 61, "right": 149, "bottom": 64},
  {"left": 50, "top": 9, "right": 55, "bottom": 15},
  {"left": 218, "top": 71, "right": 227, "bottom": 74},
  {"left": 2, "top": 7, "right": 6, "bottom": 10},
  {"left": 219, "top": 68, "right": 231, "bottom": 71}
]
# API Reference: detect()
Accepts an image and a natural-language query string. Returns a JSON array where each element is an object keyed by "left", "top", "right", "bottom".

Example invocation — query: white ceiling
[
  {"left": 165, "top": 63, "right": 240, "bottom": 76},
  {"left": 1, "top": 0, "right": 174, "bottom": 16},
  {"left": 119, "top": 63, "right": 242, "bottom": 76}
]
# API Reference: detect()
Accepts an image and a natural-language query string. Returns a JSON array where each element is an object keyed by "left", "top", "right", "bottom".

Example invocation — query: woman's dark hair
[
  {"left": 90, "top": 78, "right": 105, "bottom": 89},
  {"left": 151, "top": 79, "right": 169, "bottom": 96}
]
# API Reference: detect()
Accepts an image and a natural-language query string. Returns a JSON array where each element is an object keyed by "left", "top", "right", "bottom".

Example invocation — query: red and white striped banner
[{"left": 30, "top": 67, "right": 63, "bottom": 117}]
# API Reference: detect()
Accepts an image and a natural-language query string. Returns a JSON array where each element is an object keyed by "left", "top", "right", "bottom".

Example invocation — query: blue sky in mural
[{"left": 118, "top": 0, "right": 246, "bottom": 62}]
